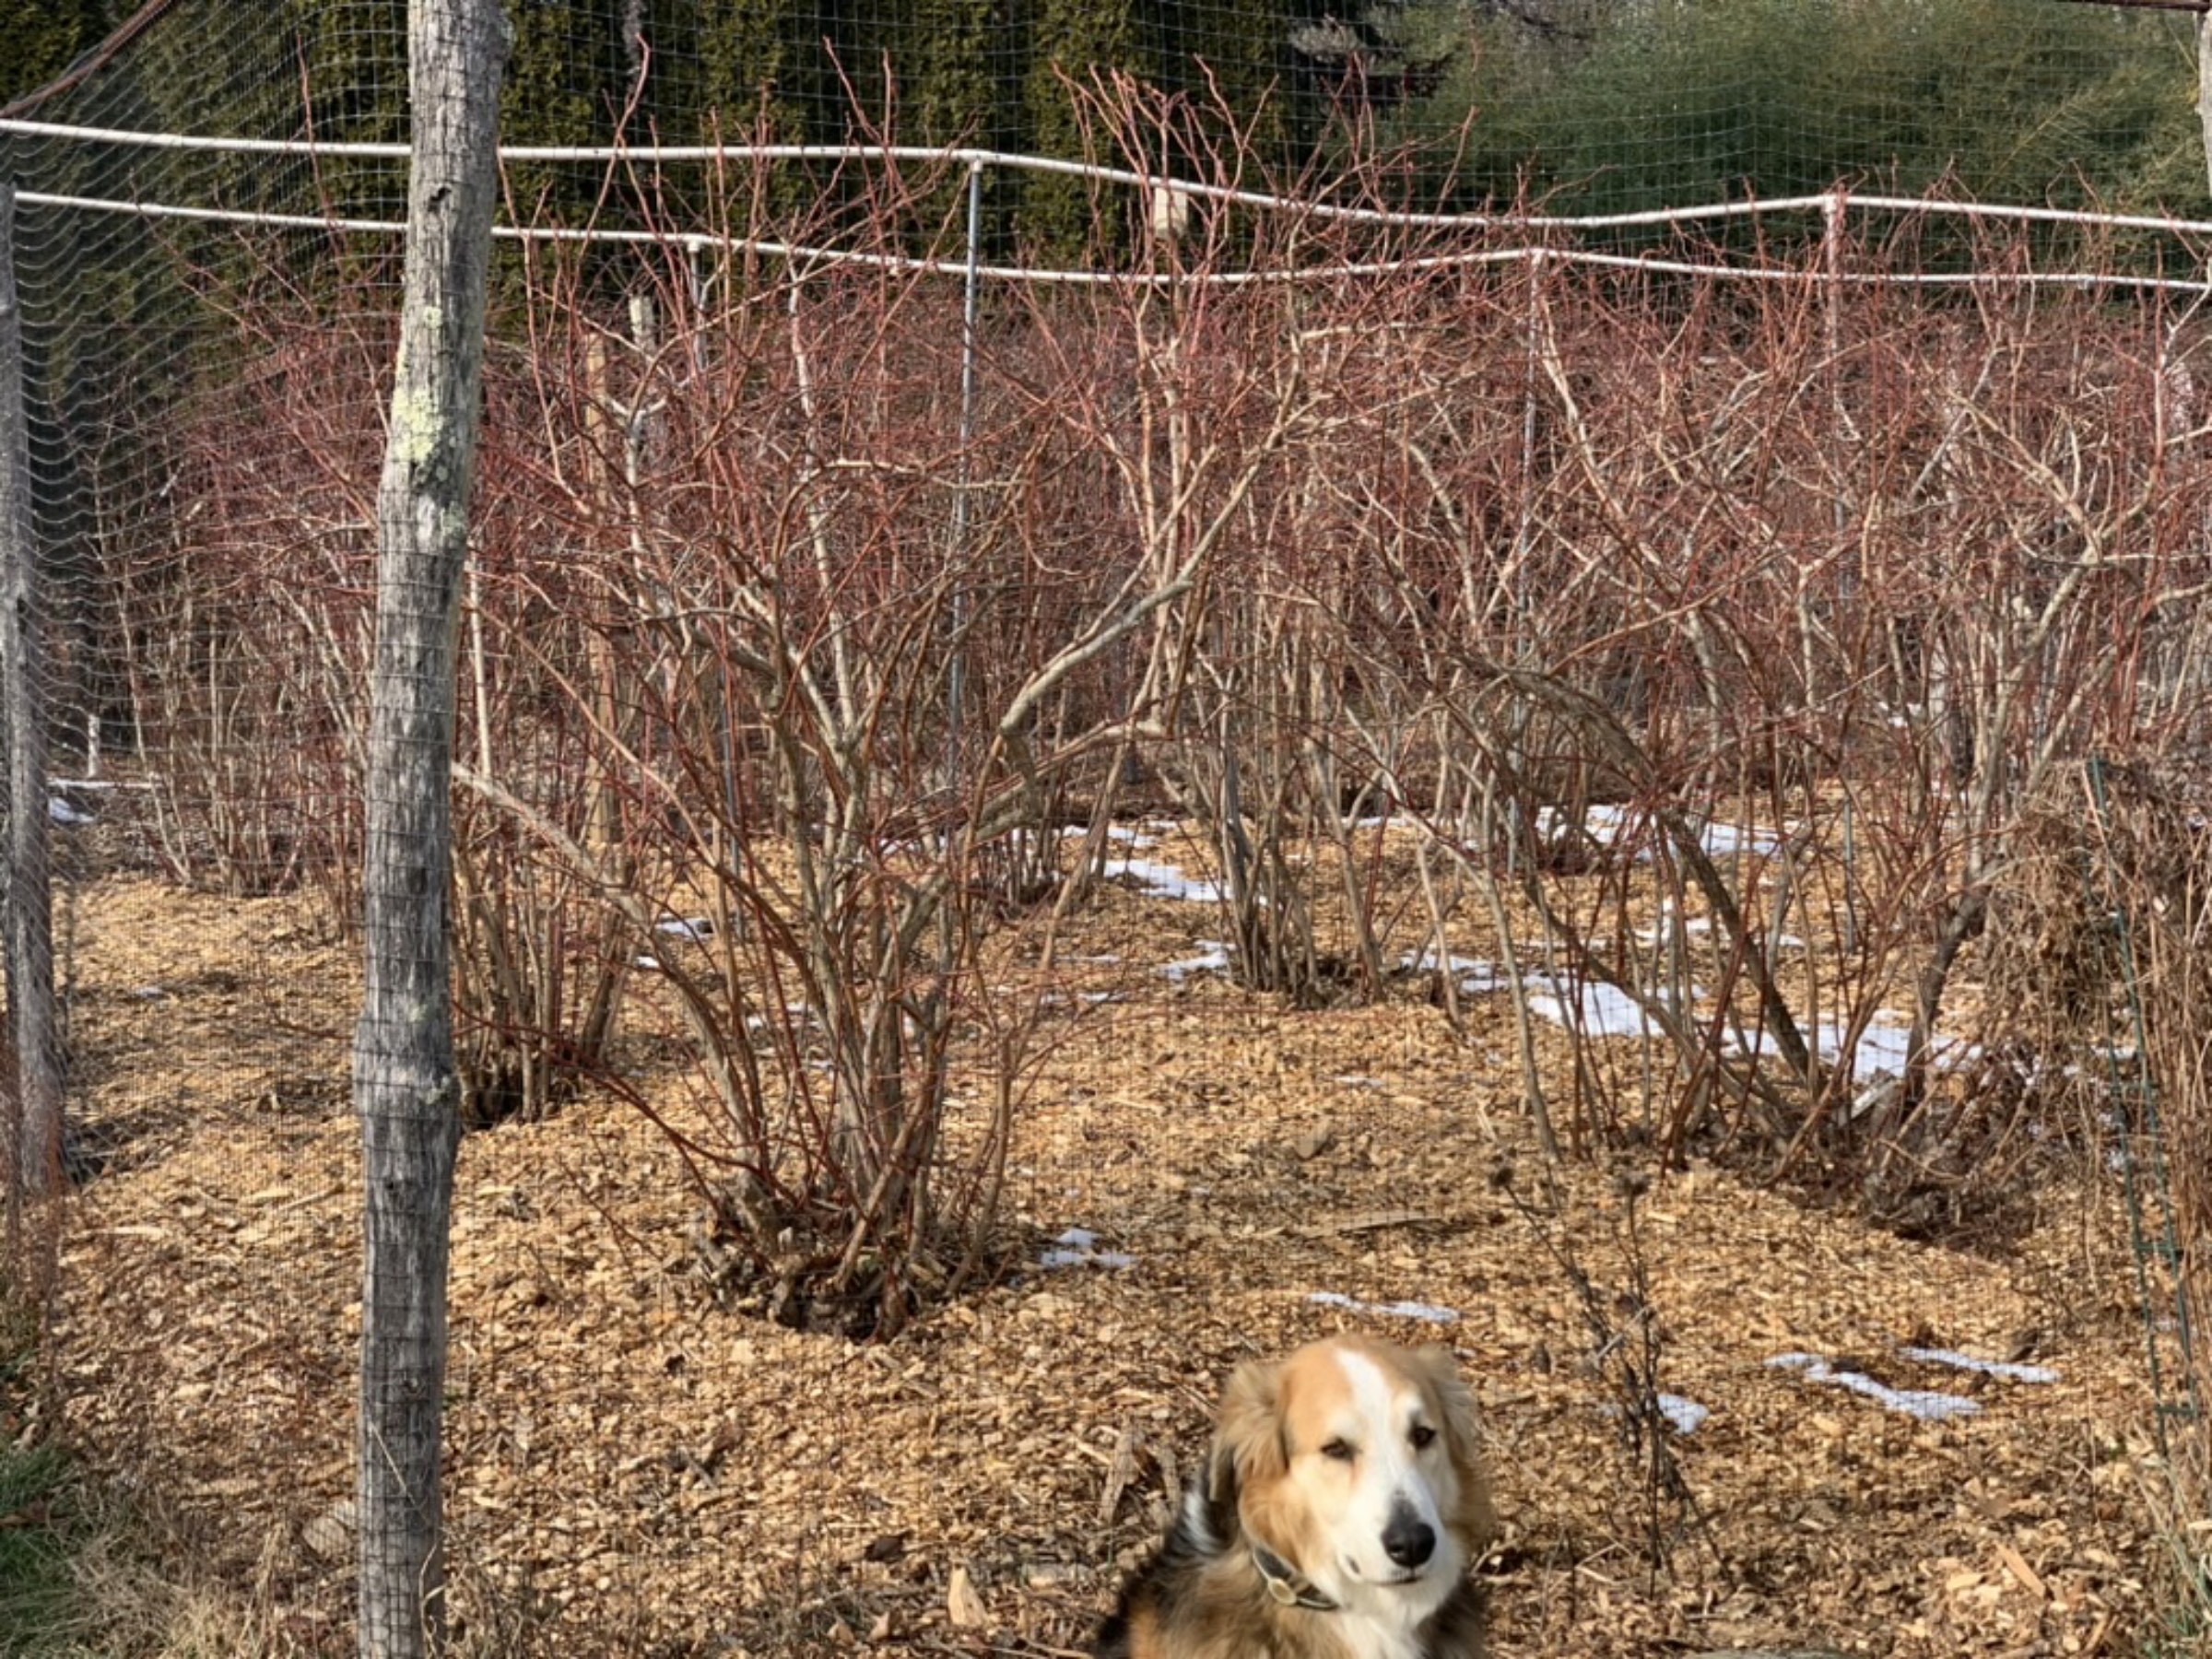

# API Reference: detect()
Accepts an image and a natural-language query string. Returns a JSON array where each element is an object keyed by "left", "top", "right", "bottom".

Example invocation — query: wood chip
[
  {"left": 1100, "top": 1419, "right": 1140, "bottom": 1524},
  {"left": 1994, "top": 1538, "right": 2047, "bottom": 1600},
  {"left": 947, "top": 1563, "right": 987, "bottom": 1629},
  {"left": 1291, "top": 1208, "right": 1443, "bottom": 1238}
]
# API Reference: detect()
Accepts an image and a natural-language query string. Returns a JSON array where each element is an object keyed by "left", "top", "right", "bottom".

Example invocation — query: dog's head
[{"left": 1206, "top": 1336, "right": 1493, "bottom": 1618}]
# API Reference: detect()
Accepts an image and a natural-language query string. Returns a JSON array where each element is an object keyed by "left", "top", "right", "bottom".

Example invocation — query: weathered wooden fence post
[{"left": 354, "top": 0, "right": 505, "bottom": 1649}]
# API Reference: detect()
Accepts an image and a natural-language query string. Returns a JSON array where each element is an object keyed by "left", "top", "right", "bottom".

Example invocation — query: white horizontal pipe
[
  {"left": 17, "top": 187, "right": 2210, "bottom": 295},
  {"left": 9, "top": 117, "right": 2212, "bottom": 240}
]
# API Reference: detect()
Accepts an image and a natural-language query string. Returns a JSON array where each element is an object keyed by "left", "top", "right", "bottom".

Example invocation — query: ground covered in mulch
[{"left": 38, "top": 830, "right": 2182, "bottom": 1657}]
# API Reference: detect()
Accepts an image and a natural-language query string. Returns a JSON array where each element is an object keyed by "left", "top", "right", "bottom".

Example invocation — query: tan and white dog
[{"left": 1095, "top": 1335, "right": 1495, "bottom": 1659}]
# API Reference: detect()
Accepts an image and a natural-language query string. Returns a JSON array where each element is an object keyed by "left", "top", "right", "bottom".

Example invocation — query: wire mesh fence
[{"left": 6, "top": 0, "right": 2212, "bottom": 1653}]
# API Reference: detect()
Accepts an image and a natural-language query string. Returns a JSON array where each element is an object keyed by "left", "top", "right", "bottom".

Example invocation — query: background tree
[
  {"left": 0, "top": 0, "right": 107, "bottom": 111},
  {"left": 1377, "top": 0, "right": 2204, "bottom": 223},
  {"left": 1019, "top": 0, "right": 1142, "bottom": 255}
]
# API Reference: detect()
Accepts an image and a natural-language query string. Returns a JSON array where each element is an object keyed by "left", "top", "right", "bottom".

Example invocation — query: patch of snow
[
  {"left": 1399, "top": 947, "right": 1521, "bottom": 995},
  {"left": 1899, "top": 1346, "right": 2059, "bottom": 1385},
  {"left": 1822, "top": 1020, "right": 1912, "bottom": 1073},
  {"left": 634, "top": 955, "right": 661, "bottom": 971},
  {"left": 1456, "top": 963, "right": 1517, "bottom": 994},
  {"left": 1040, "top": 1227, "right": 1136, "bottom": 1271},
  {"left": 1525, "top": 979, "right": 1657, "bottom": 1038},
  {"left": 1308, "top": 1291, "right": 1460, "bottom": 1324},
  {"left": 1657, "top": 1394, "right": 1709, "bottom": 1435},
  {"left": 1159, "top": 942, "right": 1232, "bottom": 982},
  {"left": 655, "top": 916, "right": 713, "bottom": 941},
  {"left": 48, "top": 797, "right": 93, "bottom": 825},
  {"left": 1728, "top": 1018, "right": 1972, "bottom": 1077},
  {"left": 1399, "top": 947, "right": 1491, "bottom": 976},
  {"left": 1766, "top": 1351, "right": 1981, "bottom": 1422},
  {"left": 1104, "top": 855, "right": 1228, "bottom": 903},
  {"left": 1540, "top": 804, "right": 1780, "bottom": 862},
  {"left": 1699, "top": 819, "right": 1782, "bottom": 859},
  {"left": 1064, "top": 823, "right": 1161, "bottom": 849}
]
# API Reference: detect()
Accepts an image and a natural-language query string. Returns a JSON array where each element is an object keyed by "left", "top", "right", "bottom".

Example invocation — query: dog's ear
[
  {"left": 1410, "top": 1346, "right": 1479, "bottom": 1458},
  {"left": 1411, "top": 1345, "right": 1497, "bottom": 1546},
  {"left": 1206, "top": 1357, "right": 1286, "bottom": 1516}
]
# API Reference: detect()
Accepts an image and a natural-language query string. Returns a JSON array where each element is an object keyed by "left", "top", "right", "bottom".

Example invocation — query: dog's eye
[
  {"left": 1319, "top": 1438, "right": 1357, "bottom": 1463},
  {"left": 1409, "top": 1423, "right": 1438, "bottom": 1451}
]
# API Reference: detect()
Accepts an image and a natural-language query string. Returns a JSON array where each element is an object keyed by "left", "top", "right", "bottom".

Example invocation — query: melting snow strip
[
  {"left": 1159, "top": 942, "right": 1232, "bottom": 982},
  {"left": 1417, "top": 951, "right": 1960, "bottom": 1071},
  {"left": 1063, "top": 824, "right": 1161, "bottom": 849},
  {"left": 1103, "top": 855, "right": 1229, "bottom": 903},
  {"left": 1766, "top": 1351, "right": 1980, "bottom": 1422},
  {"left": 1811, "top": 1020, "right": 1974, "bottom": 1074},
  {"left": 1525, "top": 979, "right": 1662, "bottom": 1038},
  {"left": 1399, "top": 947, "right": 1492, "bottom": 976},
  {"left": 1422, "top": 959, "right": 1687, "bottom": 1030},
  {"left": 1537, "top": 804, "right": 1782, "bottom": 862},
  {"left": 1398, "top": 948, "right": 1519, "bottom": 994},
  {"left": 1899, "top": 1346, "right": 2060, "bottom": 1385},
  {"left": 1609, "top": 1393, "right": 1711, "bottom": 1434},
  {"left": 1039, "top": 1227, "right": 1136, "bottom": 1271},
  {"left": 655, "top": 916, "right": 713, "bottom": 941},
  {"left": 1719, "top": 1019, "right": 1975, "bottom": 1078},
  {"left": 1308, "top": 1291, "right": 1460, "bottom": 1324}
]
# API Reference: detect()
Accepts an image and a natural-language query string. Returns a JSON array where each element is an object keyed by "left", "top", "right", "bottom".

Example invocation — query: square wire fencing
[{"left": 4, "top": 0, "right": 2212, "bottom": 1650}]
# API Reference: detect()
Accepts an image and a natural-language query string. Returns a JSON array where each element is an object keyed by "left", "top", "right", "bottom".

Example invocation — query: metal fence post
[
  {"left": 0, "top": 177, "right": 61, "bottom": 1211},
  {"left": 946, "top": 156, "right": 984, "bottom": 782}
]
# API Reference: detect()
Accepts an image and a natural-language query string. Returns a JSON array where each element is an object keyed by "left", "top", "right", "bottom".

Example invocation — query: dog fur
[{"left": 1094, "top": 1335, "right": 1495, "bottom": 1659}]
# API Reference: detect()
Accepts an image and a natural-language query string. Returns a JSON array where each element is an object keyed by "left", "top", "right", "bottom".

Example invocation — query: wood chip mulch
[{"left": 40, "top": 852, "right": 2173, "bottom": 1657}]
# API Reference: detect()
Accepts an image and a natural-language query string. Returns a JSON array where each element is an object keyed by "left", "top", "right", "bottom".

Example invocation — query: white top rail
[
  {"left": 10, "top": 118, "right": 2212, "bottom": 241},
  {"left": 18, "top": 187, "right": 2212, "bottom": 295}
]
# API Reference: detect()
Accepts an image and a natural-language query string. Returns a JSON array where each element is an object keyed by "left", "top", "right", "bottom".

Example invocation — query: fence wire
[{"left": 4, "top": 1, "right": 2212, "bottom": 1653}]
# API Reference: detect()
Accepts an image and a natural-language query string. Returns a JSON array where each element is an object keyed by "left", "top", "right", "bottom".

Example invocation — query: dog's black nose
[{"left": 1382, "top": 1507, "right": 1436, "bottom": 1569}]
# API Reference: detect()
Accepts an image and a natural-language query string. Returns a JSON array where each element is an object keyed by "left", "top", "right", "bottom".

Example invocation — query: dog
[{"left": 1095, "top": 1335, "right": 1495, "bottom": 1659}]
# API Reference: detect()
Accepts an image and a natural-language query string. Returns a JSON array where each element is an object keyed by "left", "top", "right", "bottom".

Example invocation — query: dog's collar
[{"left": 1249, "top": 1539, "right": 1339, "bottom": 1612}]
